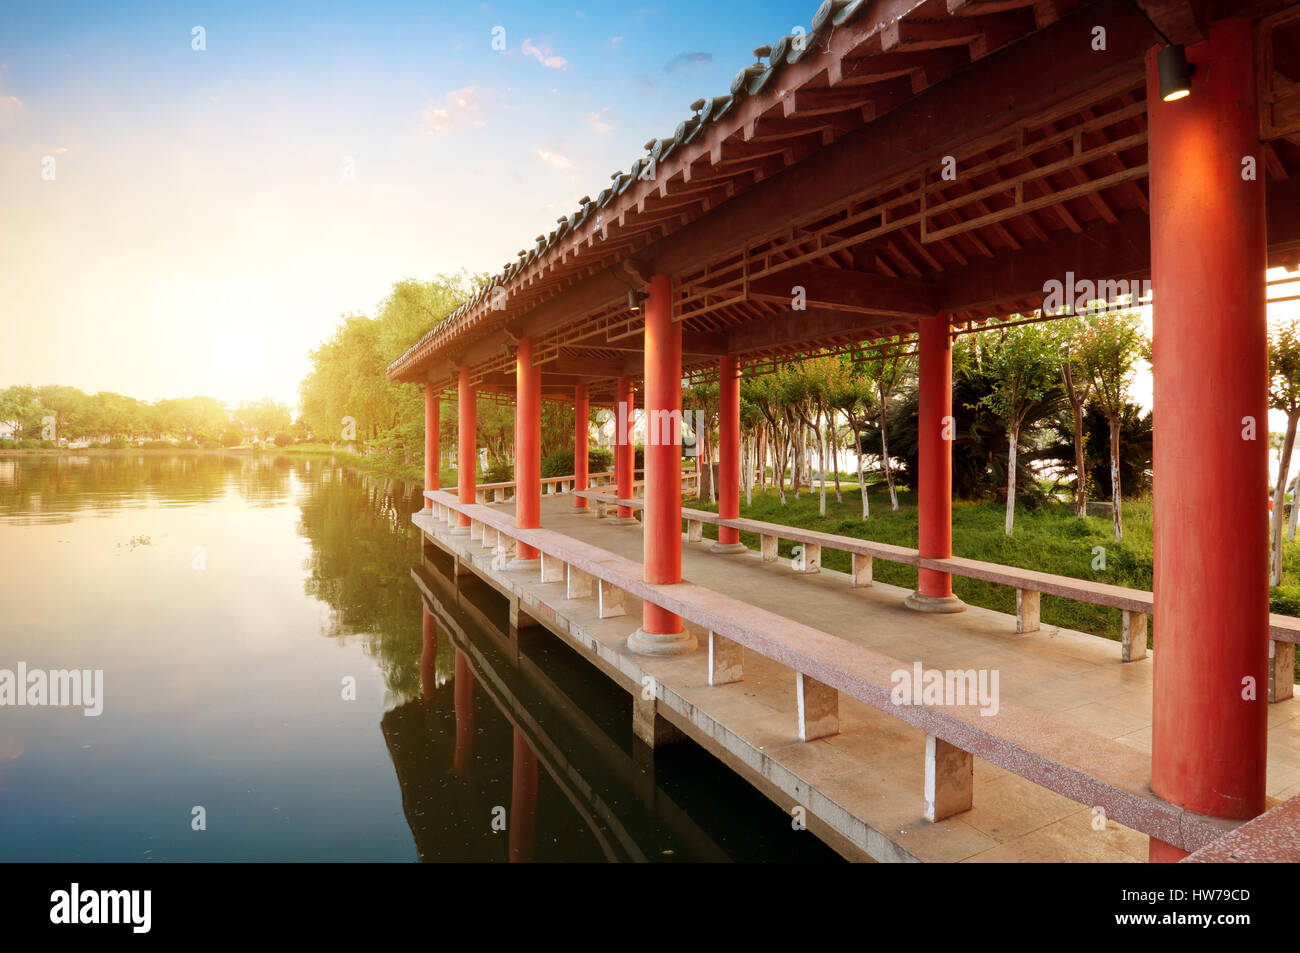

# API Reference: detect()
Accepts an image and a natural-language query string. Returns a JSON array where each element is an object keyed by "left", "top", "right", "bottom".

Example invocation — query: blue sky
[{"left": 0, "top": 0, "right": 804, "bottom": 407}]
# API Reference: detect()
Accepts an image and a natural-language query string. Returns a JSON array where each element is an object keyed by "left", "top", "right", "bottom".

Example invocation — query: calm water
[{"left": 0, "top": 453, "right": 837, "bottom": 862}]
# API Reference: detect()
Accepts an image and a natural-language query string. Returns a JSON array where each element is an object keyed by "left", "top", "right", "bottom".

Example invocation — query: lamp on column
[
  {"left": 627, "top": 289, "right": 645, "bottom": 312},
  {"left": 1157, "top": 44, "right": 1193, "bottom": 101}
]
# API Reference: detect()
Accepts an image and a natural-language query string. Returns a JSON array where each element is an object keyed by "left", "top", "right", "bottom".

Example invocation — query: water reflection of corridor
[{"left": 382, "top": 546, "right": 840, "bottom": 862}]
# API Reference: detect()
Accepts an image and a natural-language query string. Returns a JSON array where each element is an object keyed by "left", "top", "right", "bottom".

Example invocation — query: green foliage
[
  {"left": 220, "top": 430, "right": 243, "bottom": 448},
  {"left": 484, "top": 459, "right": 514, "bottom": 483},
  {"left": 273, "top": 432, "right": 292, "bottom": 447}
]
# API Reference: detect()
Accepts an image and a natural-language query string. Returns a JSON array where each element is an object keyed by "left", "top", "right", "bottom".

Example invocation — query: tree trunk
[
  {"left": 1005, "top": 425, "right": 1019, "bottom": 536},
  {"left": 817, "top": 414, "right": 827, "bottom": 516},
  {"left": 1290, "top": 467, "right": 1300, "bottom": 542},
  {"left": 745, "top": 431, "right": 754, "bottom": 506},
  {"left": 852, "top": 424, "right": 868, "bottom": 519},
  {"left": 1272, "top": 411, "right": 1299, "bottom": 585},
  {"left": 829, "top": 412, "right": 843, "bottom": 502},
  {"left": 1108, "top": 416, "right": 1122, "bottom": 542},
  {"left": 1072, "top": 400, "right": 1087, "bottom": 519},
  {"left": 773, "top": 422, "right": 786, "bottom": 505},
  {"left": 880, "top": 411, "right": 899, "bottom": 511}
]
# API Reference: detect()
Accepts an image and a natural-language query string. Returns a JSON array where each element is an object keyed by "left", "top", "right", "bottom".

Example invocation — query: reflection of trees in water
[
  {"left": 297, "top": 465, "right": 428, "bottom": 704},
  {"left": 0, "top": 452, "right": 289, "bottom": 522}
]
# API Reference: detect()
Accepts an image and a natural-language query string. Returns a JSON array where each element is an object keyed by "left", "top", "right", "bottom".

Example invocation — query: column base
[
  {"left": 450, "top": 526, "right": 471, "bottom": 537},
  {"left": 627, "top": 627, "right": 698, "bottom": 657},
  {"left": 571, "top": 503, "right": 590, "bottom": 512},
  {"left": 505, "top": 557, "right": 540, "bottom": 572},
  {"left": 709, "top": 541, "right": 749, "bottom": 554},
  {"left": 609, "top": 516, "right": 640, "bottom": 526},
  {"left": 904, "top": 591, "right": 967, "bottom": 613}
]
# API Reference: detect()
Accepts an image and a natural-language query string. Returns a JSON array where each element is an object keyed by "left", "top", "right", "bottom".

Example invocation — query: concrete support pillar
[
  {"left": 454, "top": 366, "right": 475, "bottom": 534},
  {"left": 713, "top": 353, "right": 747, "bottom": 554},
  {"left": 573, "top": 383, "right": 589, "bottom": 510},
  {"left": 629, "top": 274, "right": 695, "bottom": 656},
  {"left": 453, "top": 649, "right": 474, "bottom": 778},
  {"left": 1146, "top": 20, "right": 1268, "bottom": 861},
  {"left": 924, "top": 735, "right": 973, "bottom": 822},
  {"left": 906, "top": 313, "right": 964, "bottom": 613},
  {"left": 512, "top": 338, "right": 541, "bottom": 565},
  {"left": 508, "top": 728, "right": 538, "bottom": 863},
  {"left": 614, "top": 375, "right": 636, "bottom": 523},
  {"left": 423, "top": 383, "right": 439, "bottom": 509}
]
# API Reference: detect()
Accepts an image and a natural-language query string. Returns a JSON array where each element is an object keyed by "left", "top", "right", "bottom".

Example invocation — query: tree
[
  {"left": 1074, "top": 310, "right": 1146, "bottom": 541},
  {"left": 971, "top": 318, "right": 1063, "bottom": 535},
  {"left": 1269, "top": 318, "right": 1300, "bottom": 584},
  {"left": 861, "top": 337, "right": 913, "bottom": 511},
  {"left": 1058, "top": 318, "right": 1094, "bottom": 519},
  {"left": 833, "top": 358, "right": 878, "bottom": 519}
]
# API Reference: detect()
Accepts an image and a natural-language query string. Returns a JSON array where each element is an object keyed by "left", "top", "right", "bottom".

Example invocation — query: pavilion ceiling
[{"left": 388, "top": 0, "right": 1300, "bottom": 404}]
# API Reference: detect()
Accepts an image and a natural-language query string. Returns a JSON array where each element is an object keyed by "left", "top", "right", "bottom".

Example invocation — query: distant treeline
[{"left": 0, "top": 384, "right": 293, "bottom": 448}]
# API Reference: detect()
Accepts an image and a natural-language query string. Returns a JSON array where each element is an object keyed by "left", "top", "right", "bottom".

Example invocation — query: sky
[
  {"left": 2, "top": 0, "right": 1298, "bottom": 432},
  {"left": 0, "top": 0, "right": 797, "bottom": 409}
]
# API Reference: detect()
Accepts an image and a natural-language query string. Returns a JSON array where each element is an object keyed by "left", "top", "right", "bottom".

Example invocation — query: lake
[{"left": 0, "top": 453, "right": 838, "bottom": 862}]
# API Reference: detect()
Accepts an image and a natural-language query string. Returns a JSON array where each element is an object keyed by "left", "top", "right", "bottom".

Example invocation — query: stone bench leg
[
  {"left": 1122, "top": 610, "right": 1148, "bottom": 662},
  {"left": 595, "top": 500, "right": 608, "bottom": 519},
  {"left": 794, "top": 543, "right": 821, "bottom": 574},
  {"left": 796, "top": 672, "right": 838, "bottom": 741},
  {"left": 540, "top": 552, "right": 565, "bottom": 583},
  {"left": 476, "top": 490, "right": 485, "bottom": 504},
  {"left": 924, "top": 735, "right": 973, "bottom": 822},
  {"left": 708, "top": 632, "right": 743, "bottom": 685},
  {"left": 566, "top": 565, "right": 594, "bottom": 600},
  {"left": 1016, "top": 589, "right": 1040, "bottom": 634},
  {"left": 852, "top": 553, "right": 873, "bottom": 588},
  {"left": 598, "top": 579, "right": 626, "bottom": 619},
  {"left": 1270, "top": 640, "right": 1295, "bottom": 703},
  {"left": 687, "top": 519, "right": 702, "bottom": 543},
  {"left": 761, "top": 534, "right": 778, "bottom": 563},
  {"left": 482, "top": 526, "right": 497, "bottom": 550}
]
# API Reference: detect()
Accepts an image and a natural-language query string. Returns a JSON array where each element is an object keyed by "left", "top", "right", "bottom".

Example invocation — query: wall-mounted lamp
[
  {"left": 1157, "top": 44, "right": 1193, "bottom": 101},
  {"left": 628, "top": 289, "right": 646, "bottom": 312}
]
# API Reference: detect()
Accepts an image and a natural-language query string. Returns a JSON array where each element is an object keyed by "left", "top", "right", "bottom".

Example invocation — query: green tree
[
  {"left": 970, "top": 318, "right": 1063, "bottom": 536},
  {"left": 1270, "top": 318, "right": 1300, "bottom": 583},
  {"left": 1074, "top": 310, "right": 1146, "bottom": 541}
]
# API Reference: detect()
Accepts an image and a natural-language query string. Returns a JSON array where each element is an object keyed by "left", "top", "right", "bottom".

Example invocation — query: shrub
[
  {"left": 142, "top": 439, "right": 172, "bottom": 449},
  {"left": 200, "top": 438, "right": 221, "bottom": 449},
  {"left": 273, "top": 432, "right": 292, "bottom": 447},
  {"left": 106, "top": 437, "right": 129, "bottom": 449},
  {"left": 485, "top": 460, "right": 514, "bottom": 483},
  {"left": 220, "top": 430, "right": 243, "bottom": 448},
  {"left": 543, "top": 446, "right": 617, "bottom": 478}
]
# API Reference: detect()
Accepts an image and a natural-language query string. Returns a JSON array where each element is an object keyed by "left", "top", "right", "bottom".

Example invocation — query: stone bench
[{"left": 572, "top": 488, "right": 1297, "bottom": 703}]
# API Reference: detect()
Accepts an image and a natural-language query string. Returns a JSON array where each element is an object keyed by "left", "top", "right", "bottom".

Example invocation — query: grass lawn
[{"left": 685, "top": 484, "right": 1300, "bottom": 673}]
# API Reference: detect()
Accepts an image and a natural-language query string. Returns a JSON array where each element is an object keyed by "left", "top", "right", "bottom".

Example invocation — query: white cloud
[
  {"left": 610, "top": 36, "right": 623, "bottom": 48},
  {"left": 583, "top": 109, "right": 613, "bottom": 134},
  {"left": 532, "top": 148, "right": 572, "bottom": 170},
  {"left": 0, "top": 78, "right": 23, "bottom": 124},
  {"left": 422, "top": 86, "right": 490, "bottom": 134},
  {"left": 521, "top": 38, "right": 568, "bottom": 69}
]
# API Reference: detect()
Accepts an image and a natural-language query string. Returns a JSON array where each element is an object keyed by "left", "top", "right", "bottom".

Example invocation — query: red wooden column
[
  {"left": 629, "top": 274, "right": 695, "bottom": 656},
  {"left": 508, "top": 728, "right": 538, "bottom": 863},
  {"left": 423, "top": 383, "right": 439, "bottom": 510},
  {"left": 573, "top": 382, "right": 589, "bottom": 510},
  {"left": 713, "top": 353, "right": 747, "bottom": 553},
  {"left": 454, "top": 365, "right": 475, "bottom": 534},
  {"left": 906, "top": 314, "right": 965, "bottom": 613},
  {"left": 613, "top": 375, "right": 637, "bottom": 524},
  {"left": 453, "top": 649, "right": 474, "bottom": 778},
  {"left": 420, "top": 604, "right": 438, "bottom": 702},
  {"left": 512, "top": 338, "right": 541, "bottom": 564},
  {"left": 1146, "top": 21, "right": 1268, "bottom": 861}
]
